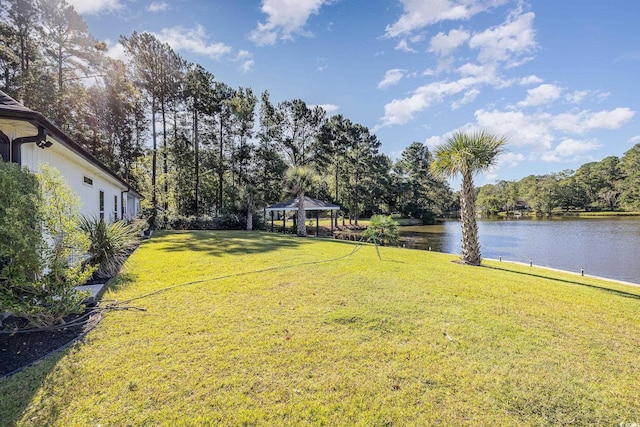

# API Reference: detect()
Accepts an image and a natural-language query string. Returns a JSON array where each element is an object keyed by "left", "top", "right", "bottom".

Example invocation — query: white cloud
[
  {"left": 424, "top": 135, "right": 447, "bottom": 150},
  {"left": 499, "top": 152, "right": 525, "bottom": 168},
  {"left": 583, "top": 108, "right": 635, "bottom": 131},
  {"left": 378, "top": 69, "right": 407, "bottom": 88},
  {"left": 565, "top": 90, "right": 588, "bottom": 104},
  {"left": 235, "top": 50, "right": 254, "bottom": 73},
  {"left": 380, "top": 68, "right": 499, "bottom": 126},
  {"left": 105, "top": 40, "right": 126, "bottom": 61},
  {"left": 67, "top": 0, "right": 122, "bottom": 14},
  {"left": 469, "top": 11, "right": 537, "bottom": 64},
  {"left": 519, "top": 75, "right": 543, "bottom": 85},
  {"left": 156, "top": 25, "right": 233, "bottom": 59},
  {"left": 541, "top": 139, "right": 601, "bottom": 162},
  {"left": 386, "top": 0, "right": 509, "bottom": 37},
  {"left": 565, "top": 90, "right": 609, "bottom": 104},
  {"left": 395, "top": 38, "right": 417, "bottom": 53},
  {"left": 452, "top": 88, "right": 480, "bottom": 109},
  {"left": 518, "top": 83, "right": 562, "bottom": 107},
  {"left": 629, "top": 135, "right": 640, "bottom": 145},
  {"left": 554, "top": 139, "right": 601, "bottom": 157},
  {"left": 317, "top": 104, "right": 340, "bottom": 114},
  {"left": 148, "top": 2, "right": 169, "bottom": 12},
  {"left": 550, "top": 108, "right": 635, "bottom": 134},
  {"left": 456, "top": 62, "right": 497, "bottom": 80},
  {"left": 249, "top": 0, "right": 331, "bottom": 46},
  {"left": 469, "top": 107, "right": 635, "bottom": 155},
  {"left": 429, "top": 28, "right": 470, "bottom": 56},
  {"left": 381, "top": 77, "right": 484, "bottom": 126},
  {"left": 474, "top": 109, "right": 554, "bottom": 150},
  {"left": 380, "top": 8, "right": 538, "bottom": 129},
  {"left": 151, "top": 25, "right": 252, "bottom": 72}
]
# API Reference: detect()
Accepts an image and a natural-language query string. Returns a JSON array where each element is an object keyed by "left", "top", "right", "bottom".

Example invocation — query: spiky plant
[
  {"left": 80, "top": 217, "right": 140, "bottom": 279},
  {"left": 363, "top": 215, "right": 399, "bottom": 246}
]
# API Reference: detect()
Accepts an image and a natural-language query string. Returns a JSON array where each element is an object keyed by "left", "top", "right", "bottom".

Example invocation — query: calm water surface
[{"left": 399, "top": 217, "right": 640, "bottom": 284}]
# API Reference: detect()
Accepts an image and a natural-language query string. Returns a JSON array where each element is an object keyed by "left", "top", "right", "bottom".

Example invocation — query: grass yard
[{"left": 1, "top": 230, "right": 639, "bottom": 426}]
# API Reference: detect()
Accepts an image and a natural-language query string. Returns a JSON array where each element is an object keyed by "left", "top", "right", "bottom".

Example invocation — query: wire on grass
[{"left": 2, "top": 237, "right": 379, "bottom": 334}]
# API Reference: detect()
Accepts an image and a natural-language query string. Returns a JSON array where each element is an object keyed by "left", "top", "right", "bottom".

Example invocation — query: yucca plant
[{"left": 80, "top": 216, "right": 140, "bottom": 279}]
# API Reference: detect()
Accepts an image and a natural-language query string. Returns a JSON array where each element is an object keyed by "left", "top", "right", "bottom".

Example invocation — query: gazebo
[{"left": 265, "top": 196, "right": 340, "bottom": 235}]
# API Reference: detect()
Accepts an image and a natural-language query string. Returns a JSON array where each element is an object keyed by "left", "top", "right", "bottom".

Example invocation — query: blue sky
[{"left": 70, "top": 0, "right": 639, "bottom": 185}]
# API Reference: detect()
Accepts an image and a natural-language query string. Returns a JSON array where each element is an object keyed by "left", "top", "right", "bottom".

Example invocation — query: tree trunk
[
  {"left": 334, "top": 158, "right": 339, "bottom": 228},
  {"left": 161, "top": 98, "right": 168, "bottom": 224},
  {"left": 460, "top": 172, "right": 481, "bottom": 265},
  {"left": 194, "top": 110, "right": 200, "bottom": 217},
  {"left": 354, "top": 171, "right": 359, "bottom": 226},
  {"left": 217, "top": 121, "right": 224, "bottom": 216},
  {"left": 151, "top": 96, "right": 157, "bottom": 226},
  {"left": 246, "top": 195, "right": 253, "bottom": 231},
  {"left": 296, "top": 193, "right": 307, "bottom": 237}
]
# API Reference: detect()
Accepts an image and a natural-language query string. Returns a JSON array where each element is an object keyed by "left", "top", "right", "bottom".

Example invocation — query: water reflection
[{"left": 399, "top": 217, "right": 640, "bottom": 284}]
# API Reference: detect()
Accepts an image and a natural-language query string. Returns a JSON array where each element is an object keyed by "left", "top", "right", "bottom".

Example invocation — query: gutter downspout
[
  {"left": 10, "top": 125, "right": 50, "bottom": 165},
  {"left": 121, "top": 188, "right": 130, "bottom": 222},
  {"left": 0, "top": 130, "right": 9, "bottom": 161}
]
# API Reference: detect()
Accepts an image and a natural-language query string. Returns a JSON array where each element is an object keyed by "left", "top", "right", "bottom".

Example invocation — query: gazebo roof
[{"left": 265, "top": 196, "right": 340, "bottom": 211}]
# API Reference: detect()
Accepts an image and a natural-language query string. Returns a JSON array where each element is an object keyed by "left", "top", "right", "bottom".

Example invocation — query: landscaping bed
[{"left": 0, "top": 310, "right": 100, "bottom": 377}]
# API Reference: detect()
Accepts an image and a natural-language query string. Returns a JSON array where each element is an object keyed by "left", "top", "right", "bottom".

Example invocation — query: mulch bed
[{"left": 0, "top": 310, "right": 100, "bottom": 378}]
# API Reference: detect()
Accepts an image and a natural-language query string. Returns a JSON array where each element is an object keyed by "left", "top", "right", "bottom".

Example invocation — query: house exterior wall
[
  {"left": 126, "top": 194, "right": 140, "bottom": 220},
  {"left": 0, "top": 119, "right": 141, "bottom": 222},
  {"left": 21, "top": 143, "right": 132, "bottom": 221}
]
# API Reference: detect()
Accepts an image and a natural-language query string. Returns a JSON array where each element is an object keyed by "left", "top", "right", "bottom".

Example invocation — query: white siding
[
  {"left": 20, "top": 140, "right": 129, "bottom": 222},
  {"left": 126, "top": 193, "right": 140, "bottom": 220},
  {"left": 1, "top": 116, "right": 142, "bottom": 222}
]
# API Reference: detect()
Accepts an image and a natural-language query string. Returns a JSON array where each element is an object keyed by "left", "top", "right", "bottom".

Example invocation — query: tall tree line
[
  {"left": 1, "top": 0, "right": 454, "bottom": 228},
  {"left": 3, "top": 0, "right": 640, "bottom": 228}
]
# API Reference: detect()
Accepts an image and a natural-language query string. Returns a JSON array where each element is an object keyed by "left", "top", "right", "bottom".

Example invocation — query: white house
[{"left": 0, "top": 90, "right": 142, "bottom": 221}]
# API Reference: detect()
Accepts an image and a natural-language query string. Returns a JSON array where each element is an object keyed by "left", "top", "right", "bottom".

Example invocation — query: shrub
[
  {"left": 214, "top": 213, "right": 246, "bottom": 230},
  {"left": 165, "top": 213, "right": 247, "bottom": 230},
  {"left": 80, "top": 217, "right": 140, "bottom": 279},
  {"left": 128, "top": 216, "right": 150, "bottom": 236},
  {"left": 0, "top": 163, "right": 92, "bottom": 327},
  {"left": 363, "top": 215, "right": 399, "bottom": 246},
  {"left": 0, "top": 162, "right": 41, "bottom": 289}
]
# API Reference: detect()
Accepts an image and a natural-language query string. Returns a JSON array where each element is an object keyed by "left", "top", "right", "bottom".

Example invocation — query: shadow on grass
[
  {"left": 154, "top": 230, "right": 307, "bottom": 257},
  {"left": 103, "top": 271, "right": 138, "bottom": 295},
  {"left": 0, "top": 248, "right": 146, "bottom": 424},
  {"left": 0, "top": 340, "right": 82, "bottom": 425},
  {"left": 485, "top": 265, "right": 640, "bottom": 301}
]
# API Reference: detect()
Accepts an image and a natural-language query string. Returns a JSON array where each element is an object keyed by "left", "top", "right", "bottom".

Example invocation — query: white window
[
  {"left": 83, "top": 175, "right": 93, "bottom": 186},
  {"left": 99, "top": 190, "right": 104, "bottom": 220}
]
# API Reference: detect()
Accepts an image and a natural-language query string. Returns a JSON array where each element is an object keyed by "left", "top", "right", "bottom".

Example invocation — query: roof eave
[{"left": 0, "top": 98, "right": 143, "bottom": 199}]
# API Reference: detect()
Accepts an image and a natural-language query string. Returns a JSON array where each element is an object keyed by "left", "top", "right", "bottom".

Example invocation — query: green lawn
[{"left": 1, "top": 231, "right": 639, "bottom": 426}]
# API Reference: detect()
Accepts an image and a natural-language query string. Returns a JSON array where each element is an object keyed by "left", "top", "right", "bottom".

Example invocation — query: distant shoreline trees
[{"left": 477, "top": 144, "right": 640, "bottom": 216}]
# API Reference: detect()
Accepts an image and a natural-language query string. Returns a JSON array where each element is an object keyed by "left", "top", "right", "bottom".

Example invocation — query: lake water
[{"left": 399, "top": 217, "right": 640, "bottom": 284}]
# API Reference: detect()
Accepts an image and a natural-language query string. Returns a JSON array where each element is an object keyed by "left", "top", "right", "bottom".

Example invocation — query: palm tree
[
  {"left": 431, "top": 131, "right": 506, "bottom": 266},
  {"left": 284, "top": 166, "right": 317, "bottom": 237}
]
